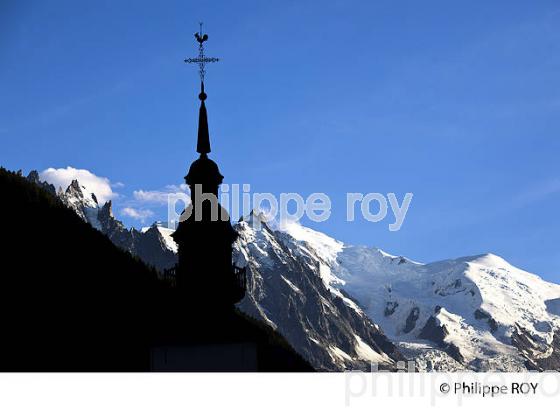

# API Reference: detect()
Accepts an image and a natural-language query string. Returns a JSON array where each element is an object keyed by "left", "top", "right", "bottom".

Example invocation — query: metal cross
[{"left": 184, "top": 22, "right": 219, "bottom": 83}]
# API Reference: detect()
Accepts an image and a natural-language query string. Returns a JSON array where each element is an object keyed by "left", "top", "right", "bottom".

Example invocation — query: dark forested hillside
[{"left": 0, "top": 168, "right": 311, "bottom": 371}]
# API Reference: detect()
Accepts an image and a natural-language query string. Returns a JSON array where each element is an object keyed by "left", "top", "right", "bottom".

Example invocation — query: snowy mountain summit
[
  {"left": 59, "top": 179, "right": 103, "bottom": 229},
  {"left": 279, "top": 221, "right": 560, "bottom": 371}
]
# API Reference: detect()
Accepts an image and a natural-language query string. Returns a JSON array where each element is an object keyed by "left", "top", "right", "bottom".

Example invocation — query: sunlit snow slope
[{"left": 281, "top": 221, "right": 560, "bottom": 371}]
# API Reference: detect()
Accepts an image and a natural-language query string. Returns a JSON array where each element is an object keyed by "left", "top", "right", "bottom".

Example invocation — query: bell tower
[{"left": 171, "top": 24, "right": 245, "bottom": 308}]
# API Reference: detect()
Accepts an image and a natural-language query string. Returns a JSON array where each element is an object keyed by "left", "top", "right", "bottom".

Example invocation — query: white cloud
[
  {"left": 133, "top": 185, "right": 190, "bottom": 204},
  {"left": 128, "top": 184, "right": 190, "bottom": 227},
  {"left": 165, "top": 183, "right": 189, "bottom": 192},
  {"left": 133, "top": 190, "right": 171, "bottom": 204},
  {"left": 40, "top": 166, "right": 118, "bottom": 204},
  {"left": 121, "top": 207, "right": 154, "bottom": 222}
]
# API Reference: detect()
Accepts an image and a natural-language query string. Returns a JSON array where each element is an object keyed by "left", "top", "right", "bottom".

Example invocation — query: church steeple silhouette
[
  {"left": 171, "top": 25, "right": 245, "bottom": 308},
  {"left": 196, "top": 82, "right": 211, "bottom": 155}
]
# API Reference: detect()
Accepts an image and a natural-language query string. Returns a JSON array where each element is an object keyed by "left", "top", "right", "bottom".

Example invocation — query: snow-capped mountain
[
  {"left": 27, "top": 171, "right": 176, "bottom": 271},
  {"left": 234, "top": 212, "right": 404, "bottom": 370},
  {"left": 278, "top": 221, "right": 560, "bottom": 371},
  {"left": 28, "top": 170, "right": 560, "bottom": 371},
  {"left": 59, "top": 179, "right": 103, "bottom": 229}
]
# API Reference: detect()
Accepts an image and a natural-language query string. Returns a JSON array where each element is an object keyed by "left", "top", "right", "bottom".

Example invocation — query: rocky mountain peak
[
  {"left": 99, "top": 200, "right": 114, "bottom": 221},
  {"left": 63, "top": 179, "right": 99, "bottom": 209},
  {"left": 66, "top": 179, "right": 84, "bottom": 198},
  {"left": 27, "top": 170, "right": 40, "bottom": 184},
  {"left": 25, "top": 170, "right": 56, "bottom": 196}
]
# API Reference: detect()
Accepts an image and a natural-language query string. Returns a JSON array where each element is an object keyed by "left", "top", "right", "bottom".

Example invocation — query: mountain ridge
[{"left": 30, "top": 169, "right": 560, "bottom": 371}]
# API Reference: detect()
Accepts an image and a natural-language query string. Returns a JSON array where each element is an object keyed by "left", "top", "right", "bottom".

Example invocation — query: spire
[
  {"left": 184, "top": 23, "right": 220, "bottom": 158},
  {"left": 197, "top": 82, "right": 210, "bottom": 155}
]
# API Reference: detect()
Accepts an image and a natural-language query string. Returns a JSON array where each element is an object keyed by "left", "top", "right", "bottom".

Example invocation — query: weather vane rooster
[{"left": 184, "top": 22, "right": 219, "bottom": 84}]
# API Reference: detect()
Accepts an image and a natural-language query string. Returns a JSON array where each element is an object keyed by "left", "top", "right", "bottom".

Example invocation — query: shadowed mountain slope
[{"left": 0, "top": 168, "right": 311, "bottom": 371}]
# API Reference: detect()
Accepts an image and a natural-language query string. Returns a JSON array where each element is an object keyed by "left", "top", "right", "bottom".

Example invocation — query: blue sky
[{"left": 1, "top": 1, "right": 559, "bottom": 281}]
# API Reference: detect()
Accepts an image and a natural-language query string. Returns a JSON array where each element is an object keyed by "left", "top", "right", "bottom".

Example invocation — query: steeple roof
[
  {"left": 183, "top": 24, "right": 223, "bottom": 186},
  {"left": 196, "top": 82, "right": 211, "bottom": 155}
]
